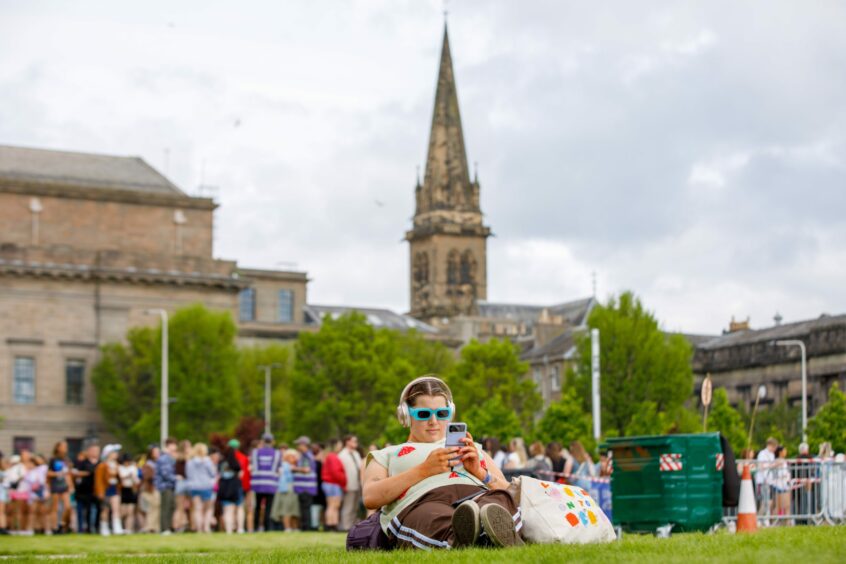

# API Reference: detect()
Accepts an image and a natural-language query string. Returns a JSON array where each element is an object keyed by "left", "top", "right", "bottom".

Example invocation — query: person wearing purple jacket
[
  {"left": 251, "top": 433, "right": 281, "bottom": 532},
  {"left": 292, "top": 436, "right": 318, "bottom": 531}
]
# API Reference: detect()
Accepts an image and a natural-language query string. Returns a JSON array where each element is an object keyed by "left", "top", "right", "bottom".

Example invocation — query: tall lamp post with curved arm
[
  {"left": 145, "top": 309, "right": 169, "bottom": 447},
  {"left": 773, "top": 339, "right": 808, "bottom": 443}
]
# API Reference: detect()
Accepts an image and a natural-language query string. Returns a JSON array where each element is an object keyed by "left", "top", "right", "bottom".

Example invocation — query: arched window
[
  {"left": 447, "top": 250, "right": 460, "bottom": 285},
  {"left": 460, "top": 251, "right": 476, "bottom": 284},
  {"left": 413, "top": 252, "right": 429, "bottom": 285}
]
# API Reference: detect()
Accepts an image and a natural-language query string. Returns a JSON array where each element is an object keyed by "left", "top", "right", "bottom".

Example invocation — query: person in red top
[
  {"left": 320, "top": 439, "right": 347, "bottom": 532},
  {"left": 234, "top": 447, "right": 250, "bottom": 534}
]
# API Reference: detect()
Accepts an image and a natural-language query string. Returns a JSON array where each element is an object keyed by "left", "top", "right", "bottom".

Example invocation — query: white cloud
[{"left": 1, "top": 0, "right": 844, "bottom": 335}]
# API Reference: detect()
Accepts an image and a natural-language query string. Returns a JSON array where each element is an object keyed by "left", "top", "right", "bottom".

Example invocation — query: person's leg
[
  {"left": 392, "top": 495, "right": 455, "bottom": 549},
  {"left": 253, "top": 492, "right": 262, "bottom": 532},
  {"left": 325, "top": 496, "right": 341, "bottom": 529},
  {"left": 298, "top": 494, "right": 311, "bottom": 531},
  {"left": 339, "top": 490, "right": 358, "bottom": 531},
  {"left": 159, "top": 490, "right": 173, "bottom": 532},
  {"left": 0, "top": 501, "right": 6, "bottom": 531},
  {"left": 203, "top": 499, "right": 214, "bottom": 533},
  {"left": 223, "top": 504, "right": 235, "bottom": 533}
]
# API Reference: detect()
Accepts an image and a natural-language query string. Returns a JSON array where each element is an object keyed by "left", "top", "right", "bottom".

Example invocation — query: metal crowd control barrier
[{"left": 722, "top": 459, "right": 846, "bottom": 527}]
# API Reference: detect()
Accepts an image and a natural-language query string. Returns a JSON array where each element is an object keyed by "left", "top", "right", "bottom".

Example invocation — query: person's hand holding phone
[
  {"left": 458, "top": 432, "right": 485, "bottom": 482},
  {"left": 419, "top": 447, "right": 461, "bottom": 478}
]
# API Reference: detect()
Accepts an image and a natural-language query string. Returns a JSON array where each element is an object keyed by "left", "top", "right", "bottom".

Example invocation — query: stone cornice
[
  {"left": 0, "top": 246, "right": 245, "bottom": 290},
  {"left": 0, "top": 178, "right": 216, "bottom": 210},
  {"left": 693, "top": 325, "right": 846, "bottom": 373}
]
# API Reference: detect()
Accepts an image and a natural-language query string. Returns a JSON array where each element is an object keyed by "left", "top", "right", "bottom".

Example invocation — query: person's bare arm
[
  {"left": 458, "top": 434, "right": 509, "bottom": 490},
  {"left": 362, "top": 447, "right": 459, "bottom": 510}
]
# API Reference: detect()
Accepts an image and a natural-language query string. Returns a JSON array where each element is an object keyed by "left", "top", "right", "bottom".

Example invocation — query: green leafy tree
[
  {"left": 569, "top": 291, "right": 694, "bottom": 437},
  {"left": 462, "top": 397, "right": 523, "bottom": 444},
  {"left": 807, "top": 383, "right": 846, "bottom": 455},
  {"left": 93, "top": 304, "right": 242, "bottom": 451},
  {"left": 705, "top": 388, "right": 747, "bottom": 455},
  {"left": 288, "top": 312, "right": 452, "bottom": 445},
  {"left": 448, "top": 339, "right": 540, "bottom": 435},
  {"left": 536, "top": 389, "right": 595, "bottom": 453},
  {"left": 744, "top": 400, "right": 801, "bottom": 454},
  {"left": 236, "top": 344, "right": 292, "bottom": 437}
]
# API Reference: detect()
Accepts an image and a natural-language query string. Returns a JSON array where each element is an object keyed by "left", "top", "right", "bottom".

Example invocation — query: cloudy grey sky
[{"left": 1, "top": 0, "right": 844, "bottom": 334}]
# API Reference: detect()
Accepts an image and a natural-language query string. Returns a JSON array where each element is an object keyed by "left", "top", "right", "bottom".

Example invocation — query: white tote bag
[{"left": 515, "top": 476, "right": 616, "bottom": 544}]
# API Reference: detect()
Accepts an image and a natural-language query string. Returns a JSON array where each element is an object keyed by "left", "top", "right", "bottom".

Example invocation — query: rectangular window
[
  {"left": 13, "top": 436, "right": 34, "bottom": 455},
  {"left": 550, "top": 366, "right": 561, "bottom": 392},
  {"left": 66, "top": 438, "right": 84, "bottom": 460},
  {"left": 66, "top": 359, "right": 85, "bottom": 405},
  {"left": 239, "top": 288, "right": 256, "bottom": 322},
  {"left": 533, "top": 367, "right": 543, "bottom": 387},
  {"left": 278, "top": 289, "right": 294, "bottom": 323},
  {"left": 13, "top": 356, "right": 35, "bottom": 404}
]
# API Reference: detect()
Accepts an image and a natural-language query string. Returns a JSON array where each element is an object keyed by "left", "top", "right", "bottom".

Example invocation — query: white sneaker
[
  {"left": 112, "top": 518, "right": 124, "bottom": 535},
  {"left": 100, "top": 523, "right": 111, "bottom": 537}
]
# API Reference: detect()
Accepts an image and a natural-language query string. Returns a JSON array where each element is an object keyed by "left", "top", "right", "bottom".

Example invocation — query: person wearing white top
[
  {"left": 338, "top": 435, "right": 363, "bottom": 531},
  {"left": 755, "top": 437, "right": 778, "bottom": 517}
]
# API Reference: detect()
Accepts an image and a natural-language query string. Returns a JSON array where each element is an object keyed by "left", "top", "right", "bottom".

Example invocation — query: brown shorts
[{"left": 388, "top": 484, "right": 521, "bottom": 550}]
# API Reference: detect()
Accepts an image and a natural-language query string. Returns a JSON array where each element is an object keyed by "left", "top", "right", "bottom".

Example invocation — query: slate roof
[
  {"left": 0, "top": 145, "right": 185, "bottom": 196},
  {"left": 304, "top": 304, "right": 440, "bottom": 334},
  {"left": 477, "top": 296, "right": 595, "bottom": 328},
  {"left": 696, "top": 313, "right": 846, "bottom": 350},
  {"left": 521, "top": 330, "right": 579, "bottom": 362}
]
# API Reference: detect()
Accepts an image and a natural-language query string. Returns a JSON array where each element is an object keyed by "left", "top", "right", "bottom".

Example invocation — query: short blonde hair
[
  {"left": 283, "top": 449, "right": 299, "bottom": 461},
  {"left": 192, "top": 442, "right": 208, "bottom": 458}
]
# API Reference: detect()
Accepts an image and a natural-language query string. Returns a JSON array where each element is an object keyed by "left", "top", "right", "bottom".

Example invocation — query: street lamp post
[
  {"left": 774, "top": 339, "right": 808, "bottom": 443},
  {"left": 258, "top": 363, "right": 282, "bottom": 436},
  {"left": 591, "top": 328, "right": 601, "bottom": 444},
  {"left": 145, "top": 309, "right": 169, "bottom": 447}
]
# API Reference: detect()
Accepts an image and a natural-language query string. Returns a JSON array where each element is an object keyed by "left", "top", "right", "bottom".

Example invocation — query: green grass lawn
[{"left": 1, "top": 526, "right": 844, "bottom": 562}]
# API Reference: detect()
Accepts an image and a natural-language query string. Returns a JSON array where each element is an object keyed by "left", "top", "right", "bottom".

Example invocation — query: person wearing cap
[
  {"left": 362, "top": 375, "right": 521, "bottom": 550},
  {"left": 218, "top": 439, "right": 244, "bottom": 533},
  {"left": 251, "top": 433, "right": 281, "bottom": 532},
  {"left": 292, "top": 436, "right": 318, "bottom": 531}
]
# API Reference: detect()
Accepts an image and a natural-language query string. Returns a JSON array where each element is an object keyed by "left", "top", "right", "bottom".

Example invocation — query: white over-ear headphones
[{"left": 396, "top": 375, "right": 455, "bottom": 428}]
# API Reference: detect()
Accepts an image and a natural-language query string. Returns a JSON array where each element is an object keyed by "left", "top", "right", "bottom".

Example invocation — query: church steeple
[
  {"left": 407, "top": 23, "right": 490, "bottom": 324},
  {"left": 419, "top": 24, "right": 474, "bottom": 214}
]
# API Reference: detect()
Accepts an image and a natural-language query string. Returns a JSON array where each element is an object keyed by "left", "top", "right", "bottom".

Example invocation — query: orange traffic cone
[{"left": 736, "top": 464, "right": 757, "bottom": 533}]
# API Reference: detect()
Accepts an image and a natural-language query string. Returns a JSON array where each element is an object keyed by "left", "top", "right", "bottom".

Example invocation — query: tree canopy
[
  {"left": 569, "top": 291, "right": 695, "bottom": 437},
  {"left": 92, "top": 304, "right": 242, "bottom": 452},
  {"left": 807, "top": 383, "right": 846, "bottom": 455},
  {"left": 448, "top": 338, "right": 540, "bottom": 435},
  {"left": 705, "top": 387, "right": 747, "bottom": 455},
  {"left": 287, "top": 312, "right": 453, "bottom": 445}
]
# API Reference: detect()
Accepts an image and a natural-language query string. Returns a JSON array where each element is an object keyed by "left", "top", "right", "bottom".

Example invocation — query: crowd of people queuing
[
  {"left": 3, "top": 430, "right": 836, "bottom": 535},
  {"left": 740, "top": 437, "right": 845, "bottom": 523},
  {"left": 0, "top": 433, "right": 366, "bottom": 536},
  {"left": 0, "top": 432, "right": 610, "bottom": 537}
]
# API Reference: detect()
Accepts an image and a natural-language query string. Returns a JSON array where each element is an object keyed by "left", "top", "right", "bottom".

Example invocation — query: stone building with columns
[{"left": 0, "top": 145, "right": 310, "bottom": 456}]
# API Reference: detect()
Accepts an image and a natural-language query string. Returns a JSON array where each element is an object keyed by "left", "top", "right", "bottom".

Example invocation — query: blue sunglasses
[{"left": 409, "top": 406, "right": 453, "bottom": 421}]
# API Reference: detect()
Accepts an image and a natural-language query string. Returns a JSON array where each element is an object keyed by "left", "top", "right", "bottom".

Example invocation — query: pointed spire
[{"left": 422, "top": 23, "right": 472, "bottom": 210}]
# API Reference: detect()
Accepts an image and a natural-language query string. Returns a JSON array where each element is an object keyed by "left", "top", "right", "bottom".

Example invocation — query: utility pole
[
  {"left": 145, "top": 309, "right": 169, "bottom": 447},
  {"left": 258, "top": 363, "right": 282, "bottom": 436},
  {"left": 591, "top": 328, "right": 601, "bottom": 444}
]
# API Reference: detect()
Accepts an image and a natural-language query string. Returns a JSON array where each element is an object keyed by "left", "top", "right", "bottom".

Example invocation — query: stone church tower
[{"left": 407, "top": 25, "right": 491, "bottom": 324}]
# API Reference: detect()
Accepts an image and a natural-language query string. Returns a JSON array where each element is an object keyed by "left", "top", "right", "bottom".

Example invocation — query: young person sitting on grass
[{"left": 362, "top": 376, "right": 522, "bottom": 550}]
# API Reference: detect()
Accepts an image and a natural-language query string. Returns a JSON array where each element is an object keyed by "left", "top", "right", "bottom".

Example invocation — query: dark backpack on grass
[{"left": 346, "top": 511, "right": 394, "bottom": 551}]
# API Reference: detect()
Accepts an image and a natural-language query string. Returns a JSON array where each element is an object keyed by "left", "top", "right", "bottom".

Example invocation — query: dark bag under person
[
  {"left": 720, "top": 434, "right": 740, "bottom": 508},
  {"left": 346, "top": 511, "right": 394, "bottom": 551}
]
